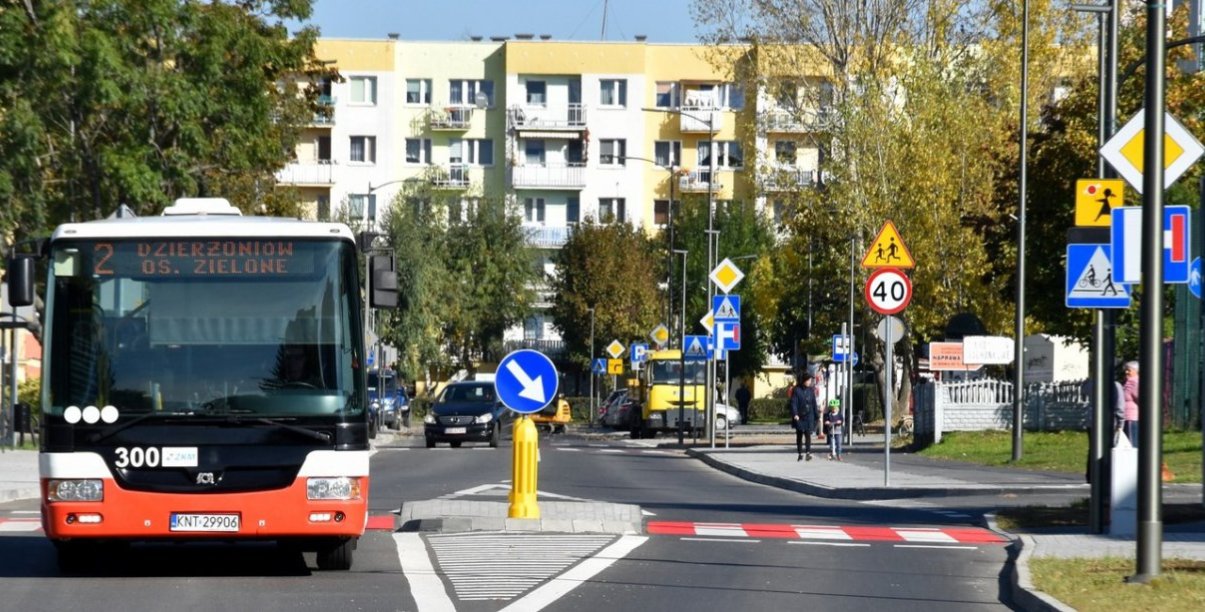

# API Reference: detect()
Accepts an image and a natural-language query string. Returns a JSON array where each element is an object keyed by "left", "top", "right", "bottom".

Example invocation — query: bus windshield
[
  {"left": 650, "top": 360, "right": 707, "bottom": 385},
  {"left": 44, "top": 238, "right": 364, "bottom": 420}
]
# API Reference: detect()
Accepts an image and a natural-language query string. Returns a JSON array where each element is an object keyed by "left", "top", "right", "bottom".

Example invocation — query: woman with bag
[{"left": 790, "top": 373, "right": 819, "bottom": 461}]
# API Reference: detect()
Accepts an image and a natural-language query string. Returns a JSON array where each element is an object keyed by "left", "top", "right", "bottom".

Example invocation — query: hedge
[{"left": 749, "top": 397, "right": 789, "bottom": 422}]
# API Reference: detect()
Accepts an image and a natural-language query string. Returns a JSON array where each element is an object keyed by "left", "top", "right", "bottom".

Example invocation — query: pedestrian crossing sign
[
  {"left": 712, "top": 295, "right": 740, "bottom": 322},
  {"left": 1074, "top": 179, "right": 1125, "bottom": 227},
  {"left": 861, "top": 220, "right": 915, "bottom": 269},
  {"left": 1065, "top": 244, "right": 1131, "bottom": 308},
  {"left": 683, "top": 335, "right": 708, "bottom": 361}
]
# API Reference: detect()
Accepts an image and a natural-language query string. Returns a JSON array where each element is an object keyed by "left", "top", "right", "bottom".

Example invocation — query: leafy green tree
[
  {"left": 549, "top": 220, "right": 662, "bottom": 368},
  {"left": 0, "top": 0, "right": 332, "bottom": 255}
]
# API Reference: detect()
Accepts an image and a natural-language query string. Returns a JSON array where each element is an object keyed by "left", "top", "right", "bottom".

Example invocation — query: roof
[{"left": 50, "top": 215, "right": 357, "bottom": 243}]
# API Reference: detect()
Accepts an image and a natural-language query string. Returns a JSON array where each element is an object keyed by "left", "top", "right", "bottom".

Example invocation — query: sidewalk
[{"left": 0, "top": 449, "right": 39, "bottom": 503}]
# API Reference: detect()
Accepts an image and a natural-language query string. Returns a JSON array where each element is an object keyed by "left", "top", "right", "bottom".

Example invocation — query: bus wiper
[
  {"left": 244, "top": 416, "right": 332, "bottom": 443},
  {"left": 90, "top": 410, "right": 196, "bottom": 443}
]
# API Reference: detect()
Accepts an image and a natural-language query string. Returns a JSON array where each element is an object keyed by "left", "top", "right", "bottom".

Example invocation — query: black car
[{"left": 423, "top": 381, "right": 509, "bottom": 448}]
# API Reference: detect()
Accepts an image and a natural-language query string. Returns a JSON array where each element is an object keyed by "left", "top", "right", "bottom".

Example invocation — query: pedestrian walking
[
  {"left": 824, "top": 399, "right": 844, "bottom": 460},
  {"left": 790, "top": 373, "right": 818, "bottom": 461},
  {"left": 1122, "top": 361, "right": 1139, "bottom": 448},
  {"left": 735, "top": 383, "right": 752, "bottom": 426}
]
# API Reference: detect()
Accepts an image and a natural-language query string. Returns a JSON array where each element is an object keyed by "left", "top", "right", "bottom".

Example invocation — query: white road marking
[
  {"left": 894, "top": 544, "right": 980, "bottom": 550},
  {"left": 394, "top": 532, "right": 456, "bottom": 612},
  {"left": 795, "top": 526, "right": 852, "bottom": 540},
  {"left": 680, "top": 537, "right": 761, "bottom": 543},
  {"left": 0, "top": 522, "right": 41, "bottom": 532},
  {"left": 789, "top": 541, "right": 871, "bottom": 548},
  {"left": 896, "top": 529, "right": 959, "bottom": 544},
  {"left": 498, "top": 535, "right": 647, "bottom": 612},
  {"left": 641, "top": 510, "right": 657, "bottom": 516},
  {"left": 554, "top": 447, "right": 582, "bottom": 452},
  {"left": 694, "top": 524, "right": 748, "bottom": 538}
]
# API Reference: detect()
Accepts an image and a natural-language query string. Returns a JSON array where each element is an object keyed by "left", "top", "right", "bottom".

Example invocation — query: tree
[
  {"left": 549, "top": 220, "right": 663, "bottom": 368},
  {"left": 0, "top": 0, "right": 332, "bottom": 256}
]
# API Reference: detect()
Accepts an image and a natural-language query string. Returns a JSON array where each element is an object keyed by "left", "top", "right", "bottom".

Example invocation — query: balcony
[
  {"left": 523, "top": 224, "right": 574, "bottom": 248},
  {"left": 311, "top": 95, "right": 336, "bottom": 126},
  {"left": 678, "top": 105, "right": 724, "bottom": 133},
  {"left": 503, "top": 338, "right": 565, "bottom": 357},
  {"left": 509, "top": 103, "right": 587, "bottom": 133},
  {"left": 428, "top": 106, "right": 474, "bottom": 130},
  {"left": 429, "top": 164, "right": 470, "bottom": 189},
  {"left": 761, "top": 166, "right": 817, "bottom": 192},
  {"left": 678, "top": 169, "right": 723, "bottom": 193},
  {"left": 275, "top": 161, "right": 334, "bottom": 186},
  {"left": 763, "top": 108, "right": 833, "bottom": 133},
  {"left": 510, "top": 163, "right": 587, "bottom": 190}
]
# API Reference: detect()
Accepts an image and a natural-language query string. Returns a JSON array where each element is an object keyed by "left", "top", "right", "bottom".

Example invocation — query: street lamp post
[
  {"left": 1013, "top": 0, "right": 1030, "bottom": 463},
  {"left": 673, "top": 249, "right": 688, "bottom": 445},
  {"left": 619, "top": 154, "right": 681, "bottom": 338},
  {"left": 588, "top": 306, "right": 596, "bottom": 425}
]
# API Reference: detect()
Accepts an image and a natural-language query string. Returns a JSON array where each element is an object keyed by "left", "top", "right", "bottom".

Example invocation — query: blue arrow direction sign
[
  {"left": 495, "top": 349, "right": 559, "bottom": 414},
  {"left": 1111, "top": 205, "right": 1191, "bottom": 284},
  {"left": 592, "top": 358, "right": 607, "bottom": 375},
  {"left": 711, "top": 294, "right": 741, "bottom": 322},
  {"left": 1065, "top": 244, "right": 1130, "bottom": 308},
  {"left": 1191, "top": 257, "right": 1202, "bottom": 299},
  {"left": 683, "top": 335, "right": 709, "bottom": 361}
]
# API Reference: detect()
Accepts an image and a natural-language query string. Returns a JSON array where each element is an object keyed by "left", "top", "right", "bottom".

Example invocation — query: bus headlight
[
  {"left": 307, "top": 477, "right": 361, "bottom": 500},
  {"left": 48, "top": 479, "right": 104, "bottom": 502}
]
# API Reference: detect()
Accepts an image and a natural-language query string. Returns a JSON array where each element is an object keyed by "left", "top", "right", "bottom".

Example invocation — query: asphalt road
[{"left": 0, "top": 433, "right": 1017, "bottom": 611}]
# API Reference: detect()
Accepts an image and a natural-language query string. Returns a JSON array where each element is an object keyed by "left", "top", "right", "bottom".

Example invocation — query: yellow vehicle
[
  {"left": 531, "top": 394, "right": 572, "bottom": 434},
  {"left": 629, "top": 350, "right": 707, "bottom": 438}
]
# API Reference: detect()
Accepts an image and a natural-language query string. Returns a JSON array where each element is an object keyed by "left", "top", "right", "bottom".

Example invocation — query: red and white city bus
[{"left": 12, "top": 198, "right": 394, "bottom": 571}]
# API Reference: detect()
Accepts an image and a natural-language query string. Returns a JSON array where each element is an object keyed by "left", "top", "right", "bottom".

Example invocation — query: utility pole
[{"left": 1012, "top": 0, "right": 1031, "bottom": 462}]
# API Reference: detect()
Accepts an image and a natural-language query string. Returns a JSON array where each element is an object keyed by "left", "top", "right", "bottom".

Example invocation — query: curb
[
  {"left": 0, "top": 486, "right": 41, "bottom": 504},
  {"left": 984, "top": 514, "right": 1076, "bottom": 612},
  {"left": 686, "top": 448, "right": 1085, "bottom": 501}
]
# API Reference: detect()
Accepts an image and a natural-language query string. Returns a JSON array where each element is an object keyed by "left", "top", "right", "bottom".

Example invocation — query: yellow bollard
[{"left": 508, "top": 415, "right": 540, "bottom": 519}]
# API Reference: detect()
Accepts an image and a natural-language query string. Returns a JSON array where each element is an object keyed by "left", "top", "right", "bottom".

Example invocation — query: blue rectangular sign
[{"left": 1111, "top": 205, "right": 1191, "bottom": 284}]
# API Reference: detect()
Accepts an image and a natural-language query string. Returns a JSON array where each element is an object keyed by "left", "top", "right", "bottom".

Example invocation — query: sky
[{"left": 306, "top": 0, "right": 703, "bottom": 43}]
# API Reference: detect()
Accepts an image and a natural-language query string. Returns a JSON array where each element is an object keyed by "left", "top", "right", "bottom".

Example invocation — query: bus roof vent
[{"left": 162, "top": 198, "right": 243, "bottom": 216}]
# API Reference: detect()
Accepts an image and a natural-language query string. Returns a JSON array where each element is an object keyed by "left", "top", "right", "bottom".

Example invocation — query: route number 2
[{"left": 864, "top": 268, "right": 912, "bottom": 315}]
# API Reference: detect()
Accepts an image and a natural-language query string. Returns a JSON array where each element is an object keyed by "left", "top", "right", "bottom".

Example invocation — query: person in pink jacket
[{"left": 1122, "top": 361, "right": 1139, "bottom": 448}]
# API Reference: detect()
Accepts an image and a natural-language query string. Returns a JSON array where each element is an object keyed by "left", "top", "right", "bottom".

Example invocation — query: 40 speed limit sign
[{"left": 864, "top": 267, "right": 912, "bottom": 315}]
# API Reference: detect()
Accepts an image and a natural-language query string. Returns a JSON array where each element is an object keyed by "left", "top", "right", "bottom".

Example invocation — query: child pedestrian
[{"left": 824, "top": 399, "right": 844, "bottom": 461}]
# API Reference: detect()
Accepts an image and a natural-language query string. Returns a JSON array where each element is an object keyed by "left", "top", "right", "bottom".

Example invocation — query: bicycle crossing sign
[{"left": 1065, "top": 244, "right": 1130, "bottom": 308}]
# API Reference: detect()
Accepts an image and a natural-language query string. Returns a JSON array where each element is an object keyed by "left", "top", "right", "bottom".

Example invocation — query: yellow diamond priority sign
[
  {"left": 649, "top": 324, "right": 669, "bottom": 347},
  {"left": 1100, "top": 109, "right": 1204, "bottom": 194},
  {"left": 709, "top": 258, "right": 745, "bottom": 294},
  {"left": 700, "top": 310, "right": 714, "bottom": 334},
  {"left": 605, "top": 340, "right": 625, "bottom": 359}
]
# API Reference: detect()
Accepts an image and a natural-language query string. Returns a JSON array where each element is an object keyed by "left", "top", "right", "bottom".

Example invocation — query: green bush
[
  {"left": 409, "top": 397, "right": 433, "bottom": 420},
  {"left": 562, "top": 396, "right": 592, "bottom": 422},
  {"left": 750, "top": 397, "right": 789, "bottom": 422}
]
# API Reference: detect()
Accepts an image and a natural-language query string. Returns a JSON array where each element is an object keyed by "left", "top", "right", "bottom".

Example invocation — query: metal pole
[
  {"left": 1104, "top": 0, "right": 1122, "bottom": 530},
  {"left": 1089, "top": 8, "right": 1109, "bottom": 535},
  {"left": 589, "top": 307, "right": 595, "bottom": 425},
  {"left": 1133, "top": 0, "right": 1166, "bottom": 583},
  {"left": 667, "top": 168, "right": 676, "bottom": 333},
  {"left": 705, "top": 115, "right": 716, "bottom": 448},
  {"left": 1012, "top": 0, "right": 1030, "bottom": 462},
  {"left": 848, "top": 235, "right": 856, "bottom": 448},
  {"left": 675, "top": 249, "right": 687, "bottom": 445},
  {"left": 884, "top": 321, "right": 893, "bottom": 487}
]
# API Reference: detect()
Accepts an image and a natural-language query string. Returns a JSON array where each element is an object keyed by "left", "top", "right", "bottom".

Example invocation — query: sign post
[{"left": 495, "top": 350, "right": 559, "bottom": 520}]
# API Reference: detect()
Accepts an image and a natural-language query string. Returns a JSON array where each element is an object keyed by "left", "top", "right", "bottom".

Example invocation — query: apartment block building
[{"left": 275, "top": 36, "right": 826, "bottom": 354}]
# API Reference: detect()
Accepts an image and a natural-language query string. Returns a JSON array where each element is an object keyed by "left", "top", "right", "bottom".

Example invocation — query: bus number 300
[{"left": 114, "top": 447, "right": 161, "bottom": 468}]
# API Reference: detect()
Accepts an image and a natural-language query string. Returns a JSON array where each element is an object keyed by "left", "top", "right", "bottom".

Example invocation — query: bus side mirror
[
  {"left": 6, "top": 256, "right": 35, "bottom": 307},
  {"left": 369, "top": 254, "right": 399, "bottom": 309}
]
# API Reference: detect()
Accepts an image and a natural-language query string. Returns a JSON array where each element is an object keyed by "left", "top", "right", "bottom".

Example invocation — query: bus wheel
[
  {"left": 489, "top": 425, "right": 500, "bottom": 448},
  {"left": 316, "top": 538, "right": 355, "bottom": 571}
]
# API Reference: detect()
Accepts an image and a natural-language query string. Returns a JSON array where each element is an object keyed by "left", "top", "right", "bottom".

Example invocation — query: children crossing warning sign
[{"left": 861, "top": 220, "right": 915, "bottom": 269}]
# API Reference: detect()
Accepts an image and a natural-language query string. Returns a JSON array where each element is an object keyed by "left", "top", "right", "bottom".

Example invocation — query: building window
[
  {"left": 349, "top": 76, "right": 377, "bottom": 105},
  {"left": 772, "top": 199, "right": 788, "bottom": 225},
  {"left": 599, "top": 79, "right": 628, "bottom": 107},
  {"left": 526, "top": 80, "right": 546, "bottom": 105},
  {"left": 467, "top": 139, "right": 494, "bottom": 166},
  {"left": 655, "top": 81, "right": 680, "bottom": 108},
  {"left": 524, "top": 197, "right": 546, "bottom": 223},
  {"left": 719, "top": 82, "right": 745, "bottom": 110},
  {"left": 600, "top": 139, "right": 626, "bottom": 166},
  {"left": 654, "top": 141, "right": 681, "bottom": 167},
  {"left": 774, "top": 141, "right": 797, "bottom": 164},
  {"left": 449, "top": 79, "right": 494, "bottom": 106},
  {"left": 654, "top": 199, "right": 679, "bottom": 226},
  {"left": 349, "top": 136, "right": 376, "bottom": 163},
  {"left": 699, "top": 141, "right": 743, "bottom": 169},
  {"left": 347, "top": 194, "right": 377, "bottom": 221},
  {"left": 405, "top": 138, "right": 432, "bottom": 164},
  {"left": 317, "top": 195, "right": 331, "bottom": 221},
  {"left": 525, "top": 140, "right": 546, "bottom": 165},
  {"left": 567, "top": 197, "right": 580, "bottom": 224},
  {"left": 406, "top": 79, "right": 432, "bottom": 104},
  {"left": 599, "top": 198, "right": 626, "bottom": 223}
]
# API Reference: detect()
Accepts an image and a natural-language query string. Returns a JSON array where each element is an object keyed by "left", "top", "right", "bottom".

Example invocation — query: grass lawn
[
  {"left": 917, "top": 430, "right": 1203, "bottom": 483},
  {"left": 1030, "top": 557, "right": 1205, "bottom": 610}
]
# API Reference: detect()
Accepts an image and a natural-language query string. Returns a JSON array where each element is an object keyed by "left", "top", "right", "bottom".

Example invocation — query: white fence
[{"left": 914, "top": 379, "right": 1089, "bottom": 443}]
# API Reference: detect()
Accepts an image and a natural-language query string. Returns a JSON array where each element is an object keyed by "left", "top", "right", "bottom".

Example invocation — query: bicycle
[
  {"left": 898, "top": 413, "right": 914, "bottom": 438},
  {"left": 852, "top": 410, "right": 867, "bottom": 437}
]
